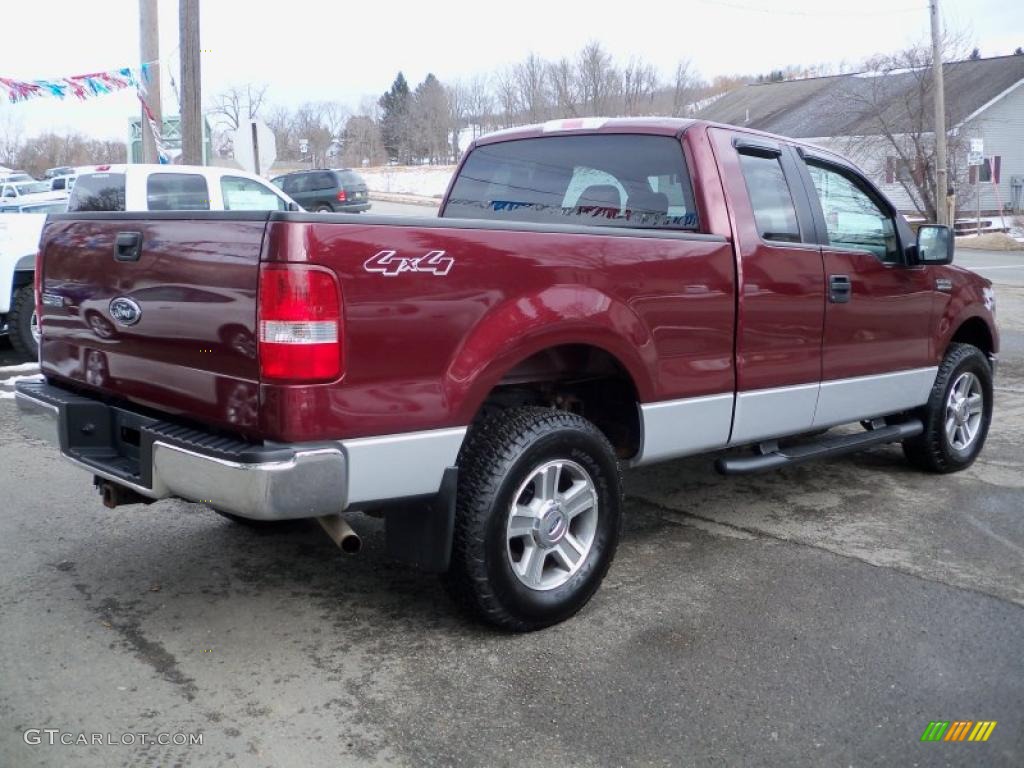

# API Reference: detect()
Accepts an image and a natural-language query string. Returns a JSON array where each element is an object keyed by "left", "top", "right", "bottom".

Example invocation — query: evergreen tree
[{"left": 379, "top": 72, "right": 411, "bottom": 162}]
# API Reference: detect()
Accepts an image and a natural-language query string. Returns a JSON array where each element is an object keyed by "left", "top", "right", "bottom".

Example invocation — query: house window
[{"left": 972, "top": 156, "right": 1001, "bottom": 185}]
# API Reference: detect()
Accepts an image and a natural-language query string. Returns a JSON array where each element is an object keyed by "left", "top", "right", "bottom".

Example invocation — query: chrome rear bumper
[{"left": 15, "top": 380, "right": 464, "bottom": 522}]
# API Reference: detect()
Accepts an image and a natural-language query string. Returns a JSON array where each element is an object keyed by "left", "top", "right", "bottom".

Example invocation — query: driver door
[{"left": 796, "top": 154, "right": 937, "bottom": 427}]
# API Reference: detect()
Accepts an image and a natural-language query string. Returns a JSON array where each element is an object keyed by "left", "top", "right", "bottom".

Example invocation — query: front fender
[
  {"left": 445, "top": 285, "right": 656, "bottom": 423},
  {"left": 934, "top": 267, "right": 999, "bottom": 357}
]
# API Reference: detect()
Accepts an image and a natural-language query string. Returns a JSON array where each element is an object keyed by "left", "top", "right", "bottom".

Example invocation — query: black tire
[
  {"left": 442, "top": 407, "right": 623, "bottom": 631},
  {"left": 902, "top": 343, "right": 993, "bottom": 473},
  {"left": 314, "top": 205, "right": 333, "bottom": 213},
  {"left": 8, "top": 284, "right": 38, "bottom": 360}
]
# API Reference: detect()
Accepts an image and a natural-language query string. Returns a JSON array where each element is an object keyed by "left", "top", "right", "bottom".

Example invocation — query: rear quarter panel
[{"left": 260, "top": 217, "right": 737, "bottom": 441}]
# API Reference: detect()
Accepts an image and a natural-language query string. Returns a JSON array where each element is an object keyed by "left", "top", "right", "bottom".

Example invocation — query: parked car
[
  {"left": 49, "top": 175, "right": 76, "bottom": 194},
  {"left": 43, "top": 166, "right": 76, "bottom": 179},
  {"left": 0, "top": 201, "right": 67, "bottom": 214},
  {"left": 270, "top": 168, "right": 371, "bottom": 213},
  {"left": 17, "top": 118, "right": 997, "bottom": 631},
  {"left": 1, "top": 180, "right": 65, "bottom": 203},
  {"left": 68, "top": 164, "right": 298, "bottom": 213},
  {"left": 0, "top": 171, "right": 34, "bottom": 184}
]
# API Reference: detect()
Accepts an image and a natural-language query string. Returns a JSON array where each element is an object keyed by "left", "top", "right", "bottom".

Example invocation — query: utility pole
[
  {"left": 929, "top": 0, "right": 950, "bottom": 225},
  {"left": 138, "top": 0, "right": 162, "bottom": 164},
  {"left": 179, "top": 0, "right": 203, "bottom": 165}
]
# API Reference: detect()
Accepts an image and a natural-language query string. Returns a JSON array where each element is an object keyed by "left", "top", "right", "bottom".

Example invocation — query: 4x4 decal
[{"left": 363, "top": 249, "right": 453, "bottom": 277}]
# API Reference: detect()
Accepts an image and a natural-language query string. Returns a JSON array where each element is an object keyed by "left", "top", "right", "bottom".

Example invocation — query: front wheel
[
  {"left": 443, "top": 407, "right": 622, "bottom": 631},
  {"left": 902, "top": 343, "right": 993, "bottom": 473}
]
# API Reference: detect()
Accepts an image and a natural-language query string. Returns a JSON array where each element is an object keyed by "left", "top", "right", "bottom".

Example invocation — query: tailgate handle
[{"left": 114, "top": 231, "right": 142, "bottom": 262}]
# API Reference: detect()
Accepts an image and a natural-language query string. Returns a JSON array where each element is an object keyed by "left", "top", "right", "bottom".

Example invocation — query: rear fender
[{"left": 446, "top": 285, "right": 655, "bottom": 424}]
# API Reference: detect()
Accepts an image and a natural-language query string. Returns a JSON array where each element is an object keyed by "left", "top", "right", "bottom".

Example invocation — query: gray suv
[{"left": 271, "top": 169, "right": 371, "bottom": 213}]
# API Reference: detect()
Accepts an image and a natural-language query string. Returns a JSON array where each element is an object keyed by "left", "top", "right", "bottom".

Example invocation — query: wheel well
[
  {"left": 476, "top": 344, "right": 642, "bottom": 459},
  {"left": 949, "top": 318, "right": 993, "bottom": 357}
]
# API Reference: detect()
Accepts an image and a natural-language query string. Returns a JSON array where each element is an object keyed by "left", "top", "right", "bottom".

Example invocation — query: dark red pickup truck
[{"left": 17, "top": 118, "right": 998, "bottom": 630}]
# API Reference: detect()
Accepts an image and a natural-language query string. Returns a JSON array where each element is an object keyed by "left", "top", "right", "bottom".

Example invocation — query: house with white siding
[{"left": 695, "top": 55, "right": 1024, "bottom": 219}]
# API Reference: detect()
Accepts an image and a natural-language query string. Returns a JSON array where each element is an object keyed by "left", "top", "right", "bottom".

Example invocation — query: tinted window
[
  {"left": 147, "top": 173, "right": 210, "bottom": 211},
  {"left": 806, "top": 161, "right": 899, "bottom": 263},
  {"left": 68, "top": 173, "right": 126, "bottom": 212},
  {"left": 312, "top": 172, "right": 336, "bottom": 190},
  {"left": 443, "top": 134, "right": 698, "bottom": 229},
  {"left": 221, "top": 176, "right": 286, "bottom": 211},
  {"left": 52, "top": 178, "right": 66, "bottom": 190},
  {"left": 338, "top": 170, "right": 364, "bottom": 186},
  {"left": 737, "top": 152, "right": 801, "bottom": 243}
]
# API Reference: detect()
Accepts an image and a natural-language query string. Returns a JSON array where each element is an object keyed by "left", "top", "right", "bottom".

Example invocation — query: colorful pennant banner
[
  {"left": 1, "top": 61, "right": 173, "bottom": 164},
  {"left": 0, "top": 67, "right": 140, "bottom": 104}
]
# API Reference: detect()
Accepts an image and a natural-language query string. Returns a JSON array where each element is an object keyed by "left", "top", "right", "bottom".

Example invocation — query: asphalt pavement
[{"left": 0, "top": 246, "right": 1021, "bottom": 767}]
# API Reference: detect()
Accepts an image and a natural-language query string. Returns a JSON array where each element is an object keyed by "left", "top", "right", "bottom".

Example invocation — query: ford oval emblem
[{"left": 109, "top": 297, "right": 142, "bottom": 326}]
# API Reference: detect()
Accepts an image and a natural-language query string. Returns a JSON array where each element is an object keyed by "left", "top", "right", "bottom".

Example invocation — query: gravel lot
[{"left": 1, "top": 248, "right": 1021, "bottom": 767}]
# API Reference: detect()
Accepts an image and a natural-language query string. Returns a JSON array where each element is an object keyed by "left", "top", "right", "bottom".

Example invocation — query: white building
[{"left": 696, "top": 55, "right": 1024, "bottom": 218}]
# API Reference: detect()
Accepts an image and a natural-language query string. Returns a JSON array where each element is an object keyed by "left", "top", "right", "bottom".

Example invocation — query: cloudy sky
[{"left": 1, "top": 0, "right": 1021, "bottom": 140}]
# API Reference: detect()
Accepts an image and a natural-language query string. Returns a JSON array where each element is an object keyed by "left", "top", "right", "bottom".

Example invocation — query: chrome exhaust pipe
[{"left": 317, "top": 514, "right": 362, "bottom": 554}]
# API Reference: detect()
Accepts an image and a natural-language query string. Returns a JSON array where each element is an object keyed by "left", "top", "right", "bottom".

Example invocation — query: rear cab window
[
  {"left": 68, "top": 173, "right": 127, "bottom": 212},
  {"left": 146, "top": 173, "right": 210, "bottom": 211},
  {"left": 443, "top": 134, "right": 699, "bottom": 230}
]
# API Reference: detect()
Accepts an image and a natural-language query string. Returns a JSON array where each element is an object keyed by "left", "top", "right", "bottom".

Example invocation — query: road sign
[
  {"left": 970, "top": 138, "right": 984, "bottom": 154},
  {"left": 968, "top": 151, "right": 984, "bottom": 166},
  {"left": 299, "top": 139, "right": 309, "bottom": 155},
  {"left": 232, "top": 119, "right": 276, "bottom": 175}
]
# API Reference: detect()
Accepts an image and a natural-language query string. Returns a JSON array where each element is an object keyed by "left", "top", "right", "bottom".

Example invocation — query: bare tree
[
  {"left": 671, "top": 59, "right": 699, "bottom": 116},
  {"left": 621, "top": 57, "right": 659, "bottom": 116},
  {"left": 548, "top": 57, "right": 579, "bottom": 118},
  {"left": 493, "top": 67, "right": 521, "bottom": 128},
  {"left": 208, "top": 83, "right": 268, "bottom": 130},
  {"left": 514, "top": 53, "right": 552, "bottom": 123},
  {"left": 0, "top": 109, "right": 26, "bottom": 167},
  {"left": 832, "top": 33, "right": 973, "bottom": 219},
  {"left": 576, "top": 41, "right": 619, "bottom": 115},
  {"left": 463, "top": 75, "right": 493, "bottom": 137}
]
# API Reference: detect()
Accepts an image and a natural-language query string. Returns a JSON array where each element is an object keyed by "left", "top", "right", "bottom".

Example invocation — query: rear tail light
[
  {"left": 336, "top": 189, "right": 347, "bottom": 203},
  {"left": 258, "top": 264, "right": 342, "bottom": 382}
]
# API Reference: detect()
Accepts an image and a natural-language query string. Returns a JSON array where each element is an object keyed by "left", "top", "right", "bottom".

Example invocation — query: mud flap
[{"left": 384, "top": 467, "right": 458, "bottom": 572}]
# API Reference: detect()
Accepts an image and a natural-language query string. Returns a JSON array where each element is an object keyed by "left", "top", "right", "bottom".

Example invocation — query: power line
[{"left": 694, "top": 0, "right": 925, "bottom": 16}]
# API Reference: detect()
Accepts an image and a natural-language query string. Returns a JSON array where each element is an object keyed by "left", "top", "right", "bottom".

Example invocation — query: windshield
[{"left": 15, "top": 182, "right": 51, "bottom": 195}]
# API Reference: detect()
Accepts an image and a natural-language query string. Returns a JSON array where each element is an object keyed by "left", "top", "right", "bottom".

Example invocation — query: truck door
[
  {"left": 709, "top": 128, "right": 825, "bottom": 444},
  {"left": 793, "top": 152, "right": 937, "bottom": 428}
]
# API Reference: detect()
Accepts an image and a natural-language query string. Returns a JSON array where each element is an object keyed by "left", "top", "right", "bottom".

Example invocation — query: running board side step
[{"left": 715, "top": 420, "right": 924, "bottom": 475}]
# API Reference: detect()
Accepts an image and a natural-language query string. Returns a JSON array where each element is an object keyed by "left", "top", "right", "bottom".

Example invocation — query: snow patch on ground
[
  {"left": 0, "top": 362, "right": 41, "bottom": 373},
  {"left": 0, "top": 373, "right": 42, "bottom": 386},
  {"left": 360, "top": 166, "right": 455, "bottom": 198}
]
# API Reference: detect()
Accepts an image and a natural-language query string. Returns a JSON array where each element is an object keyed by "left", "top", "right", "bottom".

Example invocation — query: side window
[
  {"left": 805, "top": 162, "right": 899, "bottom": 263},
  {"left": 313, "top": 172, "right": 335, "bottom": 190},
  {"left": 443, "top": 134, "right": 698, "bottom": 230},
  {"left": 737, "top": 151, "right": 801, "bottom": 243},
  {"left": 221, "top": 176, "right": 286, "bottom": 211},
  {"left": 146, "top": 173, "right": 210, "bottom": 211},
  {"left": 52, "top": 178, "right": 65, "bottom": 191}
]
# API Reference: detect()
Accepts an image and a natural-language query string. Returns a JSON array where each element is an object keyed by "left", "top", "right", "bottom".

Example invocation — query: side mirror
[
  {"left": 287, "top": 201, "right": 302, "bottom": 212},
  {"left": 914, "top": 225, "right": 954, "bottom": 265}
]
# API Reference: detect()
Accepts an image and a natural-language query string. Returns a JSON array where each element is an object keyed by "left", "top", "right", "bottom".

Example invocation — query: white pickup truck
[{"left": 1, "top": 164, "right": 297, "bottom": 359}]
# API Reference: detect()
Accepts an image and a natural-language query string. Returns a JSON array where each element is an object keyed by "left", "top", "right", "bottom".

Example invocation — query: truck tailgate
[{"left": 38, "top": 213, "right": 268, "bottom": 435}]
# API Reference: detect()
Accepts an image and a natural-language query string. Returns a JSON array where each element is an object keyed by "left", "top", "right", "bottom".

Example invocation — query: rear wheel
[
  {"left": 443, "top": 407, "right": 622, "bottom": 631},
  {"left": 8, "top": 284, "right": 38, "bottom": 360},
  {"left": 314, "top": 204, "right": 333, "bottom": 213},
  {"left": 902, "top": 343, "right": 993, "bottom": 473}
]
